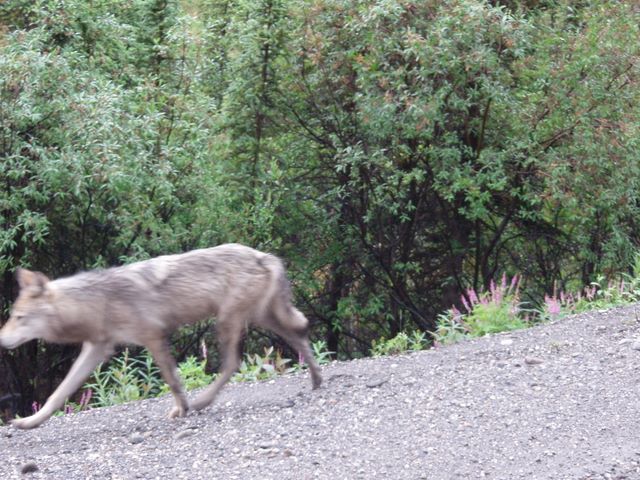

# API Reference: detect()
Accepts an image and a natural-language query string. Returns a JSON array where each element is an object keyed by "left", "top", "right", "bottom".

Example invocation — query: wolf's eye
[{"left": 13, "top": 314, "right": 25, "bottom": 322}]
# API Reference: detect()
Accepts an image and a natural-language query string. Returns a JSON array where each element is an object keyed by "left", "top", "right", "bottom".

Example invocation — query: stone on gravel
[
  {"left": 524, "top": 356, "right": 544, "bottom": 365},
  {"left": 129, "top": 434, "right": 145, "bottom": 445},
  {"left": 365, "top": 378, "right": 388, "bottom": 388},
  {"left": 174, "top": 429, "right": 196, "bottom": 440},
  {"left": 20, "top": 462, "right": 38, "bottom": 474}
]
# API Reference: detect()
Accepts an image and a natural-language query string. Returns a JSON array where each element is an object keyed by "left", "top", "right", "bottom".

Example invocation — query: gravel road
[{"left": 2, "top": 305, "right": 640, "bottom": 480}]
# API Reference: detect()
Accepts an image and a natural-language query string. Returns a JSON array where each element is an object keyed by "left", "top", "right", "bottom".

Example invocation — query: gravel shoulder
[{"left": 2, "top": 305, "right": 640, "bottom": 480}]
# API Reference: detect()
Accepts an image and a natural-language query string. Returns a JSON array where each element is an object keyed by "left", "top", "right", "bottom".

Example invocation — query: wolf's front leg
[
  {"left": 145, "top": 337, "right": 189, "bottom": 419},
  {"left": 12, "top": 341, "right": 112, "bottom": 430}
]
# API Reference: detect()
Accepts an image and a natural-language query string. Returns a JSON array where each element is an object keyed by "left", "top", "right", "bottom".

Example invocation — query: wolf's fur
[{"left": 0, "top": 244, "right": 322, "bottom": 429}]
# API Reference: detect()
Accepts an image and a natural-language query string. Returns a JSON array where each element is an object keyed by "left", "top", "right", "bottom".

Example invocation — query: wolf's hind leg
[
  {"left": 267, "top": 309, "right": 323, "bottom": 390},
  {"left": 12, "top": 341, "right": 112, "bottom": 429}
]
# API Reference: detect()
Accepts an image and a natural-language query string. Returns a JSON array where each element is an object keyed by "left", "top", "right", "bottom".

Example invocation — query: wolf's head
[{"left": 0, "top": 268, "right": 57, "bottom": 349}]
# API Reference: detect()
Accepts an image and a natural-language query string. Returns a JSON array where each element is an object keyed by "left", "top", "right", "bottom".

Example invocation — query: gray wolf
[{"left": 0, "top": 244, "right": 322, "bottom": 429}]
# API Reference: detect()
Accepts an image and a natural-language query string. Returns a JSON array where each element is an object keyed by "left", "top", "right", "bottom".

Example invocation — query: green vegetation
[
  {"left": 66, "top": 342, "right": 333, "bottom": 410},
  {"left": 431, "top": 257, "right": 640, "bottom": 347},
  {"left": 86, "top": 349, "right": 165, "bottom": 408},
  {"left": 233, "top": 346, "right": 295, "bottom": 383},
  {"left": 1, "top": 0, "right": 639, "bottom": 416},
  {"left": 371, "top": 331, "right": 428, "bottom": 357}
]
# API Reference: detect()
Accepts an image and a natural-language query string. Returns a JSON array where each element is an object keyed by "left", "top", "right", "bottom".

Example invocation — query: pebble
[
  {"left": 20, "top": 462, "right": 38, "bottom": 474},
  {"left": 258, "top": 441, "right": 277, "bottom": 449},
  {"left": 525, "top": 357, "right": 544, "bottom": 365},
  {"left": 366, "top": 378, "right": 388, "bottom": 388},
  {"left": 129, "top": 434, "right": 145, "bottom": 445},
  {"left": 175, "top": 429, "right": 196, "bottom": 440},
  {"left": 279, "top": 399, "right": 295, "bottom": 408}
]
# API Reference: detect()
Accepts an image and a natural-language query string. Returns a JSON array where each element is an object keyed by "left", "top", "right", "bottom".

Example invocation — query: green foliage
[
  {"left": 540, "top": 254, "right": 640, "bottom": 320},
  {"left": 159, "top": 355, "right": 213, "bottom": 395},
  {"left": 463, "top": 301, "right": 528, "bottom": 337},
  {"left": 435, "top": 255, "right": 640, "bottom": 346},
  {"left": 432, "top": 313, "right": 471, "bottom": 346},
  {"left": 77, "top": 342, "right": 333, "bottom": 411},
  {"left": 85, "top": 349, "right": 164, "bottom": 408},
  {"left": 371, "top": 331, "right": 429, "bottom": 357},
  {"left": 432, "top": 274, "right": 527, "bottom": 344},
  {"left": 87, "top": 349, "right": 212, "bottom": 408},
  {"left": 232, "top": 346, "right": 295, "bottom": 383},
  {"left": 310, "top": 340, "right": 334, "bottom": 366}
]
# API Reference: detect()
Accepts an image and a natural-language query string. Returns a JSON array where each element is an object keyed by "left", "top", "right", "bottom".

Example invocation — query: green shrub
[
  {"left": 464, "top": 301, "right": 527, "bottom": 337},
  {"left": 432, "top": 313, "right": 470, "bottom": 346},
  {"left": 432, "top": 274, "right": 527, "bottom": 345},
  {"left": 310, "top": 340, "right": 335, "bottom": 365},
  {"left": 371, "top": 331, "right": 428, "bottom": 357},
  {"left": 541, "top": 254, "right": 640, "bottom": 320},
  {"left": 233, "top": 346, "right": 295, "bottom": 383},
  {"left": 85, "top": 349, "right": 164, "bottom": 408},
  {"left": 158, "top": 356, "right": 214, "bottom": 396}
]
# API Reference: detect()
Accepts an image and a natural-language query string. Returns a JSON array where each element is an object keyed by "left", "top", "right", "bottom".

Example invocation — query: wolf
[{"left": 0, "top": 244, "right": 322, "bottom": 429}]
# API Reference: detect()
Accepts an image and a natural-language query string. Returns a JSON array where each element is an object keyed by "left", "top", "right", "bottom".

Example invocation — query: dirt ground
[{"left": 2, "top": 304, "right": 640, "bottom": 480}]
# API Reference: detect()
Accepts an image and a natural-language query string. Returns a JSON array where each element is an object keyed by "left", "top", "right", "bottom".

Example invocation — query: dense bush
[{"left": 0, "top": 0, "right": 638, "bottom": 415}]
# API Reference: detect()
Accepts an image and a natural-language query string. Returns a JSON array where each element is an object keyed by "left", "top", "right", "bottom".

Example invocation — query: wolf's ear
[{"left": 16, "top": 268, "right": 50, "bottom": 292}]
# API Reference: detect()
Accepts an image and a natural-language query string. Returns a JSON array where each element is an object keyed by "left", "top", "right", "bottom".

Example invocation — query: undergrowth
[
  {"left": 57, "top": 340, "right": 335, "bottom": 412},
  {"left": 432, "top": 254, "right": 640, "bottom": 347},
  {"left": 373, "top": 254, "right": 640, "bottom": 354}
]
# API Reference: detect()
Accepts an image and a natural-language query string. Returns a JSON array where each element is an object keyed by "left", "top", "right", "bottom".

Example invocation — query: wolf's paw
[
  {"left": 11, "top": 415, "right": 45, "bottom": 430},
  {"left": 168, "top": 405, "right": 188, "bottom": 419}
]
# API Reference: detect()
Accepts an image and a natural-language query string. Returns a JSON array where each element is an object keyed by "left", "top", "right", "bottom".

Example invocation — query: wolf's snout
[
  {"left": 0, "top": 335, "right": 17, "bottom": 349},
  {"left": 0, "top": 335, "right": 12, "bottom": 349},
  {"left": 0, "top": 327, "right": 27, "bottom": 350}
]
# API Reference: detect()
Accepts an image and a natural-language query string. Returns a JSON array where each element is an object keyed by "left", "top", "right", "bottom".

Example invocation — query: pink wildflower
[{"left": 544, "top": 294, "right": 561, "bottom": 316}]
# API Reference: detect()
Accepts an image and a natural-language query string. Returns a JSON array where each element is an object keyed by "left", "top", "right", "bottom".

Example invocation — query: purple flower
[
  {"left": 544, "top": 294, "right": 561, "bottom": 316},
  {"left": 79, "top": 389, "right": 92, "bottom": 410},
  {"left": 509, "top": 274, "right": 519, "bottom": 294},
  {"left": 467, "top": 288, "right": 479, "bottom": 305},
  {"left": 461, "top": 295, "right": 471, "bottom": 313},
  {"left": 200, "top": 340, "right": 208, "bottom": 362}
]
